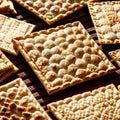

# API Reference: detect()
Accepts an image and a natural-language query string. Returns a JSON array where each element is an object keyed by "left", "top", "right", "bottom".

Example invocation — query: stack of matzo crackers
[{"left": 0, "top": 0, "right": 119, "bottom": 120}]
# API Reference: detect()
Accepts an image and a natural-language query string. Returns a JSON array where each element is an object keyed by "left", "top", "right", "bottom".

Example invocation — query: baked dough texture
[
  {"left": 0, "top": 14, "right": 35, "bottom": 55},
  {"left": 13, "top": 21, "right": 116, "bottom": 94},
  {"left": 0, "top": 0, "right": 16, "bottom": 14},
  {"left": 0, "top": 78, "right": 52, "bottom": 120},
  {"left": 47, "top": 84, "right": 120, "bottom": 120},
  {"left": 88, "top": 1, "right": 120, "bottom": 44},
  {"left": 0, "top": 50, "right": 18, "bottom": 83},
  {"left": 109, "top": 49, "right": 120, "bottom": 67},
  {"left": 14, "top": 0, "right": 88, "bottom": 25}
]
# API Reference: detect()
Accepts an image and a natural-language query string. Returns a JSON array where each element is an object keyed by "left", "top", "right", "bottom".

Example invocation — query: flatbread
[
  {"left": 47, "top": 84, "right": 120, "bottom": 120},
  {"left": 13, "top": 21, "right": 116, "bottom": 94},
  {"left": 0, "top": 14, "right": 35, "bottom": 55},
  {"left": 13, "top": 0, "right": 88, "bottom": 25},
  {"left": 0, "top": 78, "right": 52, "bottom": 120},
  {"left": 87, "top": 1, "right": 120, "bottom": 44},
  {"left": 0, "top": 0, "right": 16, "bottom": 14},
  {"left": 109, "top": 49, "right": 120, "bottom": 67},
  {"left": 0, "top": 50, "right": 18, "bottom": 83}
]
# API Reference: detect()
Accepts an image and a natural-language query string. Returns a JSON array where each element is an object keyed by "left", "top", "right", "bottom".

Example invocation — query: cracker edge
[
  {"left": 13, "top": 0, "right": 88, "bottom": 25},
  {"left": 87, "top": 1, "right": 120, "bottom": 44},
  {"left": 0, "top": 64, "right": 19, "bottom": 83},
  {"left": 0, "top": 78, "right": 52, "bottom": 120},
  {"left": 0, "top": 0, "right": 16, "bottom": 14},
  {"left": 0, "top": 50, "right": 14, "bottom": 72},
  {"left": 12, "top": 21, "right": 116, "bottom": 94},
  {"left": 118, "top": 85, "right": 120, "bottom": 92},
  {"left": 108, "top": 49, "right": 120, "bottom": 67},
  {"left": 0, "top": 14, "right": 35, "bottom": 56},
  {"left": 47, "top": 84, "right": 117, "bottom": 120},
  {"left": 0, "top": 0, "right": 9, "bottom": 9}
]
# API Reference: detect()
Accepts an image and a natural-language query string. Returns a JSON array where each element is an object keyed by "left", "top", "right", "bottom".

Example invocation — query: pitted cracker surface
[
  {"left": 88, "top": 1, "right": 120, "bottom": 44},
  {"left": 14, "top": 0, "right": 88, "bottom": 24},
  {"left": 0, "top": 78, "right": 52, "bottom": 120},
  {"left": 47, "top": 84, "right": 120, "bottom": 120},
  {"left": 13, "top": 21, "right": 116, "bottom": 94}
]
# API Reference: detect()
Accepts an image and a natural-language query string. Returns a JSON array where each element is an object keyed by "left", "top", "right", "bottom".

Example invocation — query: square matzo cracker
[
  {"left": 13, "top": 21, "right": 116, "bottom": 94},
  {"left": 47, "top": 84, "right": 120, "bottom": 120},
  {"left": 88, "top": 1, "right": 120, "bottom": 44},
  {"left": 14, "top": 0, "right": 88, "bottom": 25},
  {"left": 0, "top": 14, "right": 35, "bottom": 55},
  {"left": 0, "top": 78, "right": 52, "bottom": 120}
]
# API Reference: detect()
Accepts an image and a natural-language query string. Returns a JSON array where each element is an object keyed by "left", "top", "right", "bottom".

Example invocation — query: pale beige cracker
[
  {"left": 0, "top": 0, "right": 16, "bottom": 14},
  {"left": 87, "top": 1, "right": 120, "bottom": 44},
  {"left": 0, "top": 50, "right": 19, "bottom": 83},
  {"left": 13, "top": 21, "right": 116, "bottom": 94},
  {"left": 0, "top": 14, "right": 35, "bottom": 55},
  {"left": 109, "top": 49, "right": 120, "bottom": 67},
  {"left": 0, "top": 78, "right": 52, "bottom": 120},
  {"left": 13, "top": 0, "right": 89, "bottom": 25},
  {"left": 47, "top": 84, "right": 120, "bottom": 120}
]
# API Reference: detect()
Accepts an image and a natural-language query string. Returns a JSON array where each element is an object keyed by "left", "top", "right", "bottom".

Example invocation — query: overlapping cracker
[
  {"left": 13, "top": 0, "right": 88, "bottom": 25},
  {"left": 47, "top": 84, "right": 120, "bottom": 120},
  {"left": 0, "top": 50, "right": 18, "bottom": 83},
  {"left": 87, "top": 1, "right": 120, "bottom": 44},
  {"left": 0, "top": 14, "right": 35, "bottom": 55},
  {"left": 118, "top": 85, "right": 120, "bottom": 92},
  {"left": 109, "top": 49, "right": 120, "bottom": 67},
  {"left": 0, "top": 50, "right": 13, "bottom": 72},
  {"left": 0, "top": 78, "right": 52, "bottom": 120},
  {"left": 13, "top": 21, "right": 116, "bottom": 94},
  {"left": 0, "top": 0, "right": 16, "bottom": 14}
]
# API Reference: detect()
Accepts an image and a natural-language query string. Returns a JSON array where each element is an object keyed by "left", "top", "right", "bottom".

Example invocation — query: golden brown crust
[
  {"left": 13, "top": 21, "right": 116, "bottom": 94},
  {"left": 108, "top": 49, "right": 120, "bottom": 67},
  {"left": 0, "top": 14, "right": 35, "bottom": 55},
  {"left": 47, "top": 84, "right": 120, "bottom": 120},
  {"left": 0, "top": 64, "right": 19, "bottom": 83},
  {"left": 0, "top": 50, "right": 19, "bottom": 83},
  {"left": 13, "top": 0, "right": 88, "bottom": 25},
  {"left": 87, "top": 1, "right": 120, "bottom": 44},
  {"left": 0, "top": 78, "right": 52, "bottom": 120},
  {"left": 0, "top": 0, "right": 17, "bottom": 14},
  {"left": 0, "top": 50, "right": 13, "bottom": 72}
]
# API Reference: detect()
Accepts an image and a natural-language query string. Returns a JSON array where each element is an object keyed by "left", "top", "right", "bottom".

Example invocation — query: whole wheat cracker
[
  {"left": 0, "top": 78, "right": 52, "bottom": 120},
  {"left": 13, "top": 21, "right": 116, "bottom": 94}
]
